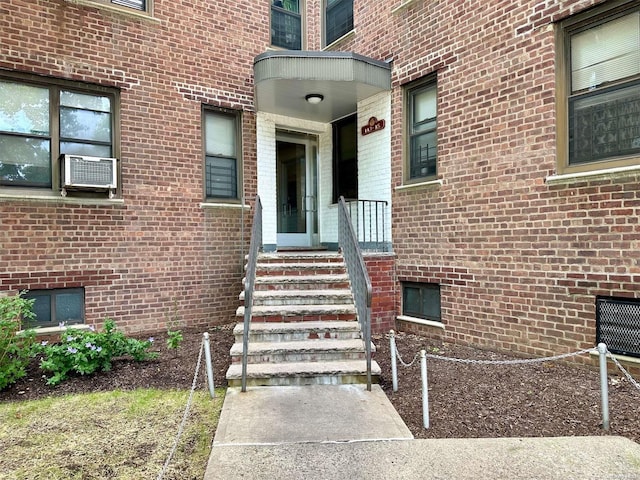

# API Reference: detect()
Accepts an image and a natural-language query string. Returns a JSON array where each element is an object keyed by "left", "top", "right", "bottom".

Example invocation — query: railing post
[
  {"left": 203, "top": 332, "right": 215, "bottom": 398},
  {"left": 421, "top": 349, "right": 429, "bottom": 429},
  {"left": 598, "top": 343, "right": 610, "bottom": 431},
  {"left": 390, "top": 330, "right": 398, "bottom": 392},
  {"left": 241, "top": 195, "right": 262, "bottom": 393}
]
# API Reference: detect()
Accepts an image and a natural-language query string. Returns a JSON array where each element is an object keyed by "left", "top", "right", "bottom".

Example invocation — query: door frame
[{"left": 276, "top": 132, "right": 318, "bottom": 248}]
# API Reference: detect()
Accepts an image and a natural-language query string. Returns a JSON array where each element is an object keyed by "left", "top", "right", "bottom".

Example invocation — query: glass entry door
[{"left": 276, "top": 134, "right": 318, "bottom": 248}]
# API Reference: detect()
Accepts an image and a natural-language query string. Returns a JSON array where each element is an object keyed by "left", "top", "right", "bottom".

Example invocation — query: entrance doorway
[{"left": 276, "top": 133, "right": 318, "bottom": 248}]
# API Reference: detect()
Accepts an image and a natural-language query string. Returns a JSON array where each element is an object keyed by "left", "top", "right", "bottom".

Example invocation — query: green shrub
[
  {"left": 0, "top": 293, "right": 36, "bottom": 391},
  {"left": 166, "top": 329, "right": 183, "bottom": 350},
  {"left": 37, "top": 318, "right": 158, "bottom": 386}
]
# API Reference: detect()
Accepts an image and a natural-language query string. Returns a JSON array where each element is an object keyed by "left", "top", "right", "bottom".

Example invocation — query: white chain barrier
[
  {"left": 387, "top": 331, "right": 640, "bottom": 431},
  {"left": 156, "top": 337, "right": 206, "bottom": 480},
  {"left": 609, "top": 353, "right": 640, "bottom": 392}
]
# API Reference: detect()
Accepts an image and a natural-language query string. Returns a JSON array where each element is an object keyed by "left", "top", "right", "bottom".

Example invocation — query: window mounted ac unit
[{"left": 60, "top": 154, "right": 118, "bottom": 198}]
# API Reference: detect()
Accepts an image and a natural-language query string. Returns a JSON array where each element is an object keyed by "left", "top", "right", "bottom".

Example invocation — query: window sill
[
  {"left": 395, "top": 178, "right": 443, "bottom": 192},
  {"left": 545, "top": 164, "right": 640, "bottom": 186},
  {"left": 323, "top": 30, "right": 356, "bottom": 50},
  {"left": 589, "top": 349, "right": 640, "bottom": 367},
  {"left": 200, "top": 201, "right": 251, "bottom": 210},
  {"left": 63, "top": 0, "right": 161, "bottom": 23},
  {"left": 392, "top": 0, "right": 421, "bottom": 14},
  {"left": 19, "top": 324, "right": 91, "bottom": 337},
  {"left": 0, "top": 191, "right": 125, "bottom": 206},
  {"left": 397, "top": 315, "right": 445, "bottom": 331}
]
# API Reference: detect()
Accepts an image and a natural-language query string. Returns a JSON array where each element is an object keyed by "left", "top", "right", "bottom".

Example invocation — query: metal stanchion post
[
  {"left": 421, "top": 349, "right": 429, "bottom": 429},
  {"left": 390, "top": 330, "right": 398, "bottom": 392},
  {"left": 598, "top": 343, "right": 609, "bottom": 431},
  {"left": 203, "top": 332, "right": 215, "bottom": 398}
]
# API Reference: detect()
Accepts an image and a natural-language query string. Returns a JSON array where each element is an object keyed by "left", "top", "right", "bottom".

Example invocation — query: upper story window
[
  {"left": 325, "top": 0, "right": 353, "bottom": 46},
  {"left": 203, "top": 108, "right": 241, "bottom": 200},
  {"left": 271, "top": 0, "right": 302, "bottom": 50},
  {"left": 105, "top": 0, "right": 146, "bottom": 11},
  {"left": 0, "top": 73, "right": 118, "bottom": 191},
  {"left": 406, "top": 78, "right": 437, "bottom": 181},
  {"left": 559, "top": 2, "right": 640, "bottom": 174}
]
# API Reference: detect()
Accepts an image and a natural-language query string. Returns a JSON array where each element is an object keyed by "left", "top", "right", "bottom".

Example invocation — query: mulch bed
[{"left": 2, "top": 324, "right": 639, "bottom": 444}]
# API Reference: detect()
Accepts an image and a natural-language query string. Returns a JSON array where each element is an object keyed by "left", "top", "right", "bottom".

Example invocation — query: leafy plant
[
  {"left": 167, "top": 329, "right": 183, "bottom": 350},
  {"left": 37, "top": 319, "right": 158, "bottom": 386},
  {"left": 0, "top": 293, "right": 37, "bottom": 391},
  {"left": 165, "top": 298, "right": 183, "bottom": 351}
]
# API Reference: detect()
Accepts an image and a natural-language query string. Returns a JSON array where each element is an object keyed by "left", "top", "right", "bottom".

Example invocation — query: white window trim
[
  {"left": 545, "top": 164, "right": 640, "bottom": 185},
  {"left": 397, "top": 314, "right": 445, "bottom": 331},
  {"left": 63, "top": 0, "right": 160, "bottom": 22}
]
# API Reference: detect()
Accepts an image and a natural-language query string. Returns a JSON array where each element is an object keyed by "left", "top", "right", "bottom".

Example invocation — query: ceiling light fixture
[{"left": 305, "top": 94, "right": 324, "bottom": 104}]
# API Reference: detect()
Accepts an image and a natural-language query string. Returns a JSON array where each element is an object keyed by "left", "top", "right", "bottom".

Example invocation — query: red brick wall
[
  {"left": 0, "top": 0, "right": 263, "bottom": 332},
  {"left": 369, "top": 0, "right": 640, "bottom": 359},
  {"left": 364, "top": 254, "right": 396, "bottom": 334},
  {"left": 3, "top": 0, "right": 640, "bottom": 362}
]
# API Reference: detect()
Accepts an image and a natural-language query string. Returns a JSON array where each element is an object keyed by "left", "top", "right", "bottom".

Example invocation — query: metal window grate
[{"left": 596, "top": 296, "right": 640, "bottom": 358}]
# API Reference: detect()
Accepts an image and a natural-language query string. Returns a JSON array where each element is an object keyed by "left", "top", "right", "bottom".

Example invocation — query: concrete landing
[
  {"left": 212, "top": 385, "right": 412, "bottom": 446},
  {"left": 205, "top": 385, "right": 640, "bottom": 480},
  {"left": 206, "top": 436, "right": 640, "bottom": 479}
]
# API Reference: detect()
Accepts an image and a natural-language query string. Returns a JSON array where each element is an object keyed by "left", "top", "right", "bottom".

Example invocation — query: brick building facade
[{"left": 1, "top": 0, "right": 639, "bottom": 361}]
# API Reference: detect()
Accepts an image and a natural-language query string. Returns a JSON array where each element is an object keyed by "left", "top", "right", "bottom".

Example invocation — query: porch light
[{"left": 305, "top": 93, "right": 324, "bottom": 104}]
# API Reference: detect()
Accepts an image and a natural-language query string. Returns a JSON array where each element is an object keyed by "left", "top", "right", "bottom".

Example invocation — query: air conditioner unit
[{"left": 60, "top": 154, "right": 118, "bottom": 198}]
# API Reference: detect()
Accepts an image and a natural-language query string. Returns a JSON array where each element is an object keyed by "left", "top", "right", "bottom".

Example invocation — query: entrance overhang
[{"left": 254, "top": 51, "right": 391, "bottom": 123}]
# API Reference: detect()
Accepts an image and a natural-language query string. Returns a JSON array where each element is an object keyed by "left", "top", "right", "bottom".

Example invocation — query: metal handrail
[
  {"left": 338, "top": 196, "right": 373, "bottom": 391},
  {"left": 241, "top": 195, "right": 262, "bottom": 392},
  {"left": 344, "top": 198, "right": 388, "bottom": 252}
]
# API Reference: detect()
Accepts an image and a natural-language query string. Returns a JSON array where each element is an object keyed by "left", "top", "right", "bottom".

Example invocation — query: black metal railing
[
  {"left": 338, "top": 196, "right": 372, "bottom": 391},
  {"left": 241, "top": 195, "right": 262, "bottom": 392},
  {"left": 344, "top": 198, "right": 388, "bottom": 253}
]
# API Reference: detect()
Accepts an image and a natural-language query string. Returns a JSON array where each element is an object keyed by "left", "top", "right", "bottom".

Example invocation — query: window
[
  {"left": 271, "top": 0, "right": 302, "bottom": 50},
  {"left": 406, "top": 78, "right": 437, "bottom": 181},
  {"left": 402, "top": 283, "right": 441, "bottom": 322},
  {"left": 559, "top": 3, "right": 640, "bottom": 173},
  {"left": 203, "top": 108, "right": 241, "bottom": 200},
  {"left": 325, "top": 0, "right": 353, "bottom": 46},
  {"left": 23, "top": 288, "right": 85, "bottom": 328},
  {"left": 596, "top": 296, "right": 640, "bottom": 358},
  {"left": 0, "top": 73, "right": 118, "bottom": 190},
  {"left": 332, "top": 114, "right": 357, "bottom": 202},
  {"left": 100, "top": 0, "right": 147, "bottom": 12}
]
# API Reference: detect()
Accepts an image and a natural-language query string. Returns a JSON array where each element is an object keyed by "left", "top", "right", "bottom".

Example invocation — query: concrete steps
[{"left": 226, "top": 252, "right": 379, "bottom": 387}]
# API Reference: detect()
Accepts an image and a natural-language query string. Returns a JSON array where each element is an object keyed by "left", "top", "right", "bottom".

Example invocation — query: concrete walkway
[{"left": 204, "top": 385, "right": 640, "bottom": 480}]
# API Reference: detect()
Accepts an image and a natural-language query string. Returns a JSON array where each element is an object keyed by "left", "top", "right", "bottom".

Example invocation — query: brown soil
[{"left": 2, "top": 325, "right": 639, "bottom": 444}]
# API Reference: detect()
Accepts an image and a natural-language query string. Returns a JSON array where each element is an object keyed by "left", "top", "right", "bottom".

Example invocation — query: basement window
[
  {"left": 596, "top": 295, "right": 640, "bottom": 358},
  {"left": 402, "top": 282, "right": 441, "bottom": 322},
  {"left": 23, "top": 288, "right": 85, "bottom": 329}
]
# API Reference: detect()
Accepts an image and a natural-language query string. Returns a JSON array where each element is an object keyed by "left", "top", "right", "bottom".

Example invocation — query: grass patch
[{"left": 0, "top": 388, "right": 225, "bottom": 480}]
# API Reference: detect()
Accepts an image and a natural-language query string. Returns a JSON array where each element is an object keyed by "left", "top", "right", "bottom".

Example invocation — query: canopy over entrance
[{"left": 254, "top": 51, "right": 391, "bottom": 123}]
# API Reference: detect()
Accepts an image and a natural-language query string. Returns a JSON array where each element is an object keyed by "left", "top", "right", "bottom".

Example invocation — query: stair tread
[
  {"left": 236, "top": 304, "right": 356, "bottom": 316},
  {"left": 230, "top": 338, "right": 372, "bottom": 355},
  {"left": 258, "top": 252, "right": 342, "bottom": 260},
  {"left": 233, "top": 321, "right": 361, "bottom": 335},
  {"left": 240, "top": 289, "right": 353, "bottom": 300},
  {"left": 252, "top": 274, "right": 349, "bottom": 283},
  {"left": 226, "top": 360, "right": 381, "bottom": 378}
]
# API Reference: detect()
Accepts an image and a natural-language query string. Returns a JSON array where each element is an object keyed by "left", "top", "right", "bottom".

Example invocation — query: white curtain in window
[
  {"left": 414, "top": 86, "right": 437, "bottom": 126},
  {"left": 571, "top": 12, "right": 640, "bottom": 92},
  {"left": 205, "top": 113, "right": 236, "bottom": 157}
]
